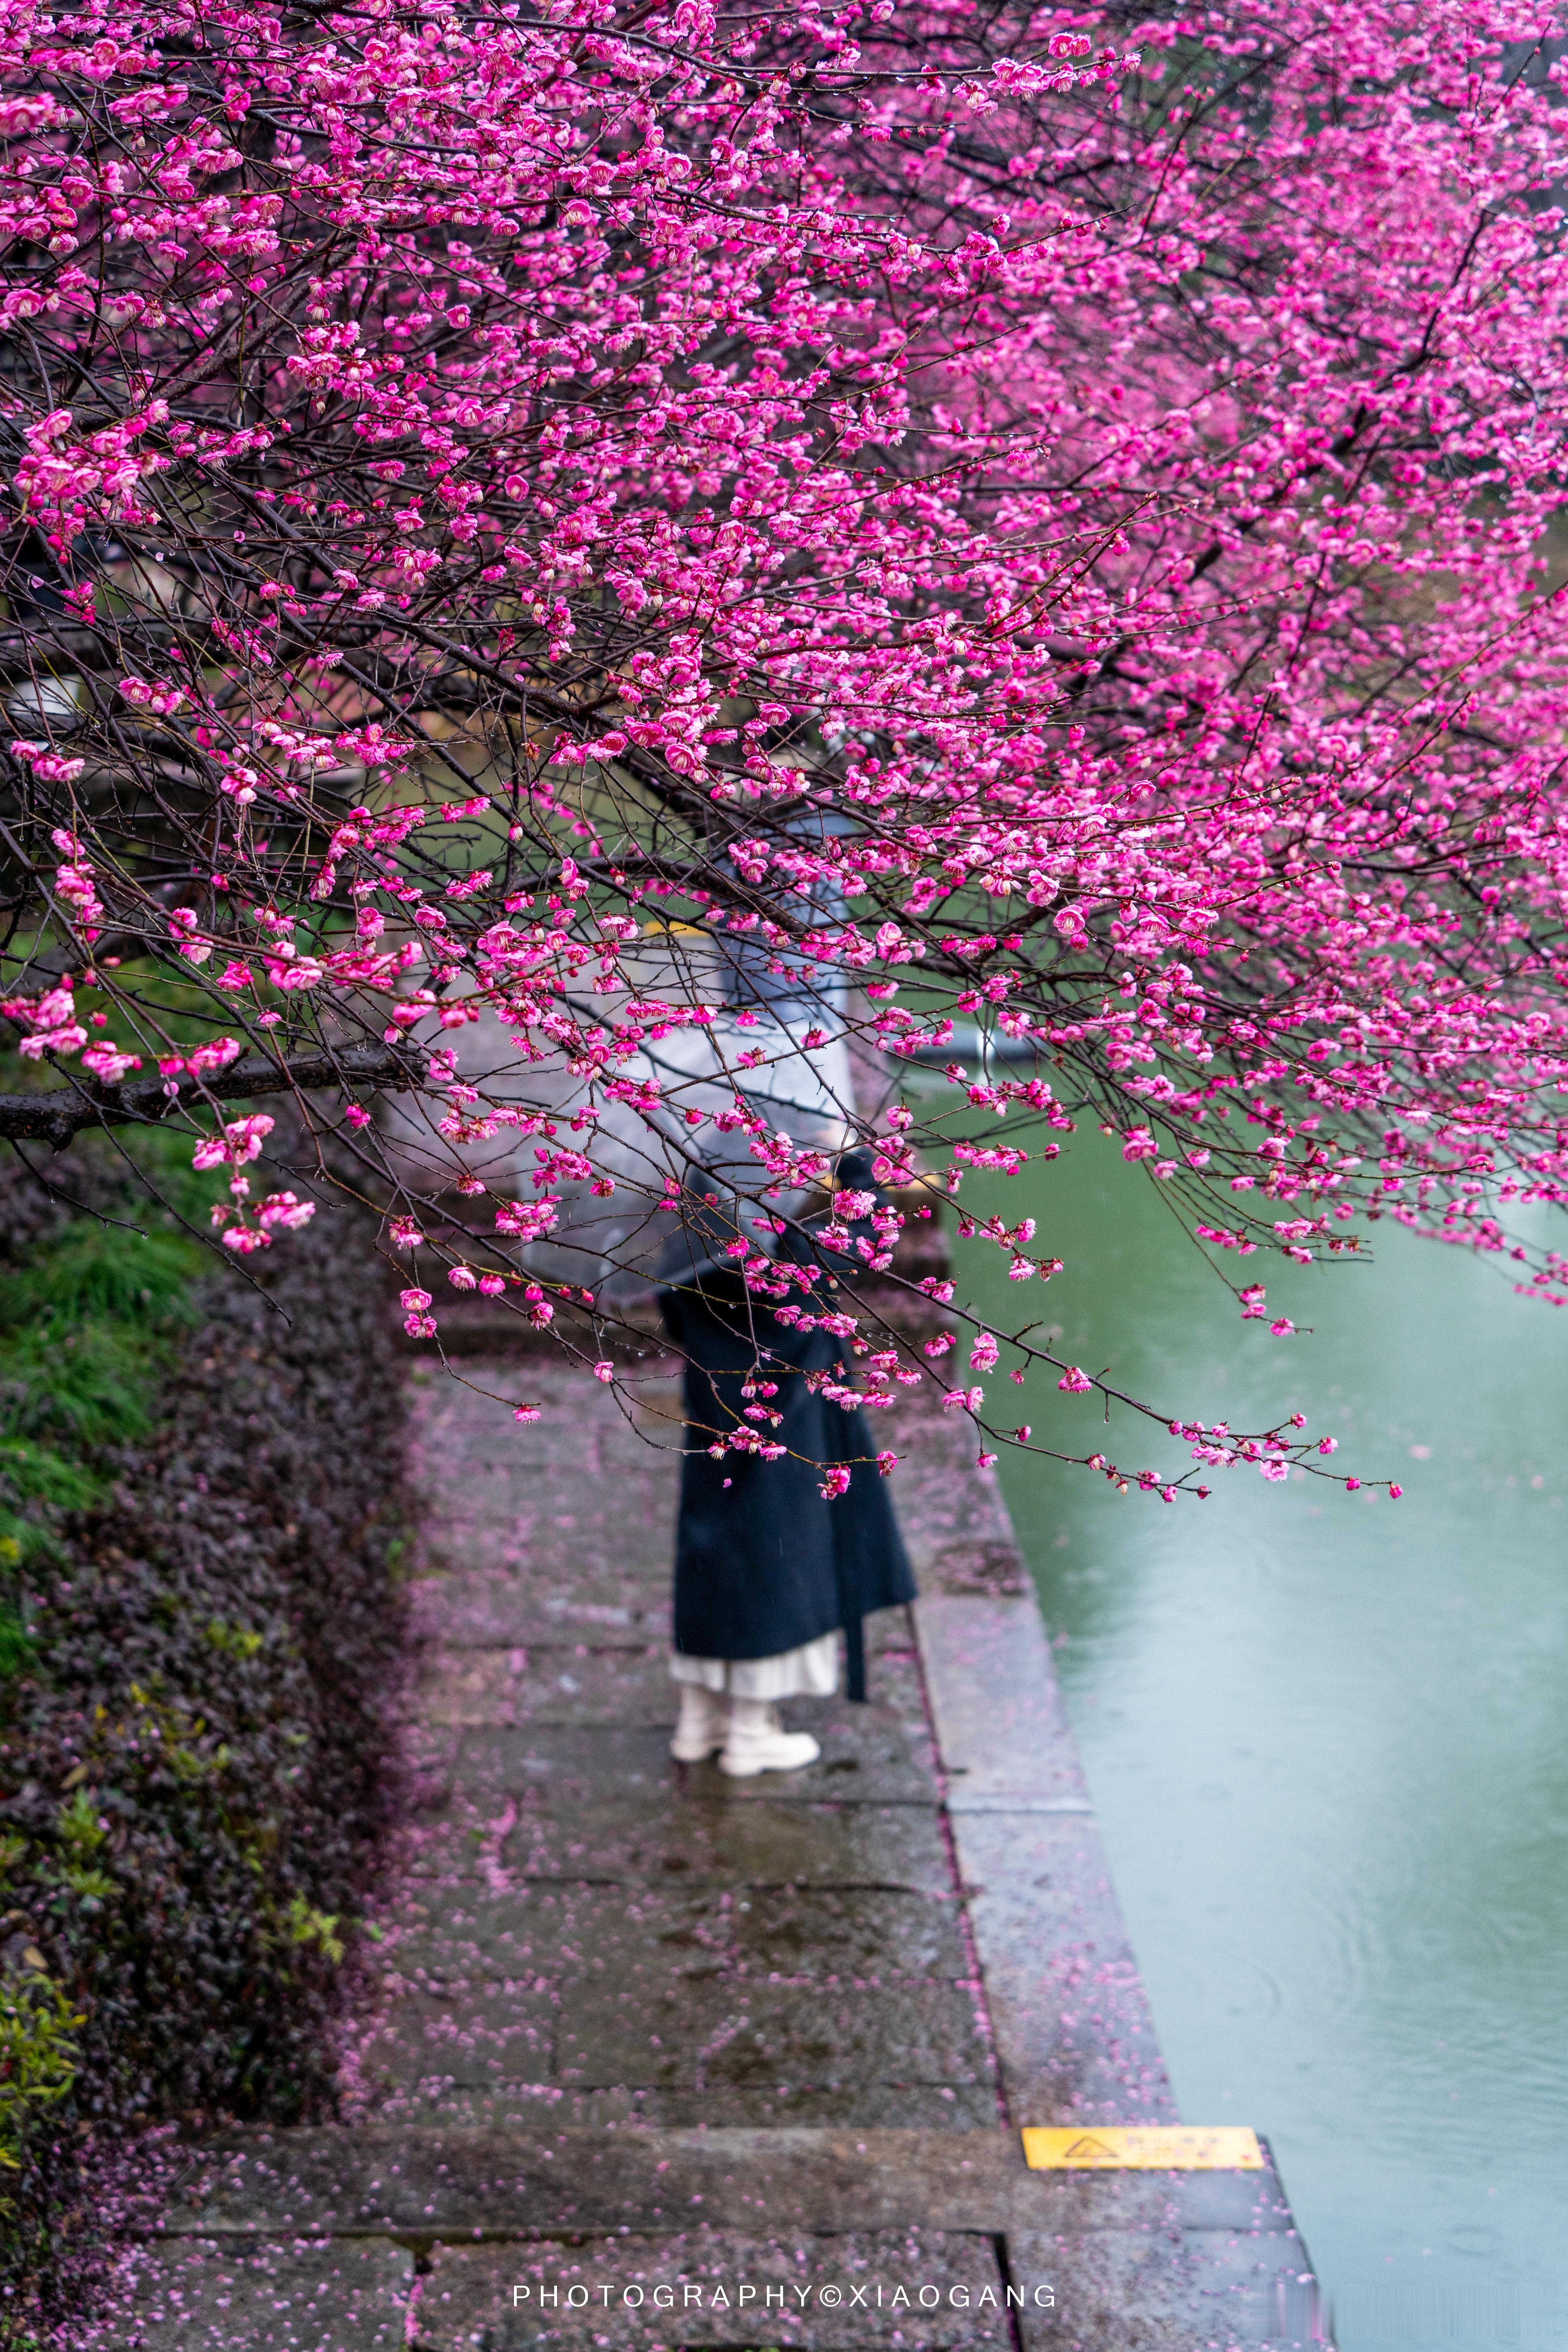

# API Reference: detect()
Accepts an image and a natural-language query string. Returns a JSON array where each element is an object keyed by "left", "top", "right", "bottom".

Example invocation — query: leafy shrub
[
  {"left": 0, "top": 1965, "right": 83, "bottom": 2170},
  {"left": 0, "top": 1139, "right": 408, "bottom": 2333}
]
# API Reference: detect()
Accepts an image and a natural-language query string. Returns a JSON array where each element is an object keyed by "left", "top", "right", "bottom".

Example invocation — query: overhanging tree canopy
[{"left": 3, "top": 0, "right": 1566, "bottom": 1495}]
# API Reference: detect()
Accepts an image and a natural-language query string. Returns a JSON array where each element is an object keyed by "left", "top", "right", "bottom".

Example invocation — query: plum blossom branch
[
  {"left": 0, "top": 0, "right": 1561, "bottom": 1500},
  {"left": 0, "top": 1045, "right": 427, "bottom": 1148}
]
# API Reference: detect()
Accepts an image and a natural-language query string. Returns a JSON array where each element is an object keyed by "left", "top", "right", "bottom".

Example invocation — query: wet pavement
[{"left": 127, "top": 1357, "right": 1319, "bottom": 2349}]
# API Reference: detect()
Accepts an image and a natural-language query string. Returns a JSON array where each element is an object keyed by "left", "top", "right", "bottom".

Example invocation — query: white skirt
[{"left": 669, "top": 1630, "right": 839, "bottom": 1701}]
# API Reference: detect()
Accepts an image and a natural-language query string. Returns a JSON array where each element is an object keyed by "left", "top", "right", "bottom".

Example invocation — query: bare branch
[{"left": 0, "top": 1044, "right": 427, "bottom": 1151}]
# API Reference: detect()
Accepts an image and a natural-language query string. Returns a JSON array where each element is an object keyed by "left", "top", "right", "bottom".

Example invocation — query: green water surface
[{"left": 957, "top": 1131, "right": 1568, "bottom": 2352}]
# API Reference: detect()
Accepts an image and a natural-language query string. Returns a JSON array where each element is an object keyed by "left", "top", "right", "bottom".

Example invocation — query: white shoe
[
  {"left": 670, "top": 1683, "right": 728, "bottom": 1764},
  {"left": 719, "top": 1700, "right": 821, "bottom": 1778}
]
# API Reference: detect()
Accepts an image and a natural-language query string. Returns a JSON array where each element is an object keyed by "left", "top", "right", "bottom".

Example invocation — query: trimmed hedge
[{"left": 0, "top": 1139, "right": 409, "bottom": 2334}]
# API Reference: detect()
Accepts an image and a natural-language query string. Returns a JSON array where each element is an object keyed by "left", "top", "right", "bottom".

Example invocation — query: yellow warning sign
[{"left": 1021, "top": 2126, "right": 1265, "bottom": 2171}]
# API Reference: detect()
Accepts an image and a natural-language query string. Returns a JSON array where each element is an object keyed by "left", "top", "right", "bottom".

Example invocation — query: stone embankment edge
[{"left": 909, "top": 1555, "right": 1328, "bottom": 2345}]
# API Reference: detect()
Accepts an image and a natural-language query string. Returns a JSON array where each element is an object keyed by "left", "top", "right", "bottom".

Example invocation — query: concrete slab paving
[
  {"left": 424, "top": 1639, "right": 931, "bottom": 1734},
  {"left": 1008, "top": 2219, "right": 1322, "bottom": 2352},
  {"left": 447, "top": 1715, "right": 937, "bottom": 1808},
  {"left": 382, "top": 1883, "right": 731, "bottom": 1988},
  {"left": 422, "top": 1648, "right": 683, "bottom": 1730},
  {"left": 126, "top": 2238, "right": 415, "bottom": 2349},
  {"left": 555, "top": 1976, "right": 991, "bottom": 2092},
  {"left": 357, "top": 1984, "right": 557, "bottom": 2093},
  {"left": 913, "top": 1597, "right": 1087, "bottom": 1811},
  {"left": 412, "top": 1573, "right": 667, "bottom": 1650},
  {"left": 127, "top": 1350, "right": 1323, "bottom": 2348},
  {"left": 383, "top": 1881, "right": 969, "bottom": 1998},
  {"left": 497, "top": 1792, "right": 958, "bottom": 1894},
  {"left": 152, "top": 2124, "right": 1295, "bottom": 2241},
  {"left": 949, "top": 1810, "right": 1174, "bottom": 2126},
  {"left": 883, "top": 1401, "right": 1027, "bottom": 1600},
  {"left": 418, "top": 2227, "right": 1013, "bottom": 2348},
  {"left": 727, "top": 1886, "right": 974, "bottom": 1982},
  {"left": 409, "top": 2085, "right": 1002, "bottom": 2131}
]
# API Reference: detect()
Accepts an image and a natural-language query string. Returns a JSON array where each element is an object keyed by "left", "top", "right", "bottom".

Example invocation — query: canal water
[{"left": 957, "top": 1130, "right": 1568, "bottom": 2352}]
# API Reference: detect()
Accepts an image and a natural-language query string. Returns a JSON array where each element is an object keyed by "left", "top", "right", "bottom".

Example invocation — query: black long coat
[{"left": 659, "top": 1270, "right": 915, "bottom": 1700}]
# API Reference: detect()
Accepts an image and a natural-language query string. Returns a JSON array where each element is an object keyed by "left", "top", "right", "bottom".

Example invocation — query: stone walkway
[{"left": 126, "top": 1350, "right": 1323, "bottom": 2351}]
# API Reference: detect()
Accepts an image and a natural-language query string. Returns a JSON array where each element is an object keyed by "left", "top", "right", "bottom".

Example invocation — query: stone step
[
  {"left": 153, "top": 2123, "right": 1298, "bottom": 2243},
  {"left": 134, "top": 2126, "right": 1320, "bottom": 2351},
  {"left": 125, "top": 2238, "right": 415, "bottom": 2351}
]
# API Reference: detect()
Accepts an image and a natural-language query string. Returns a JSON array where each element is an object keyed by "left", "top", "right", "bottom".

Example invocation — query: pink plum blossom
[{"left": 0, "top": 0, "right": 1532, "bottom": 1507}]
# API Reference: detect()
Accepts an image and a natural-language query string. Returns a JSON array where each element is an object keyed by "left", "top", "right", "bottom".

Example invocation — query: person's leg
[
  {"left": 716, "top": 1632, "right": 835, "bottom": 1773},
  {"left": 668, "top": 1653, "right": 727, "bottom": 1762},
  {"left": 671, "top": 1636, "right": 836, "bottom": 1768},
  {"left": 725, "top": 1630, "right": 838, "bottom": 1702},
  {"left": 719, "top": 1696, "right": 821, "bottom": 1776},
  {"left": 671, "top": 1681, "right": 728, "bottom": 1762}
]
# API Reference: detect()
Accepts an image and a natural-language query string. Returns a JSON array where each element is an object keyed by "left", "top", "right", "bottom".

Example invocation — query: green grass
[
  {"left": 0, "top": 1223, "right": 201, "bottom": 1332},
  {"left": 0, "top": 1194, "right": 206, "bottom": 1660},
  {"left": 0, "top": 1606, "right": 33, "bottom": 1677}
]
